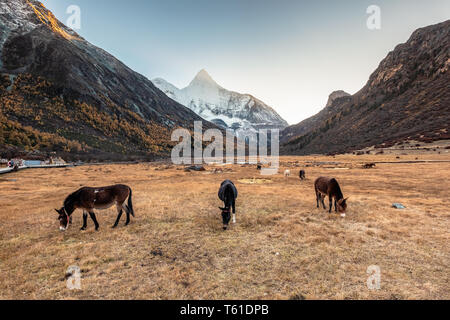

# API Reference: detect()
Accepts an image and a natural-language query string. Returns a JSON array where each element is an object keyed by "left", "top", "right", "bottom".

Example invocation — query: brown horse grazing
[
  {"left": 314, "top": 177, "right": 348, "bottom": 215},
  {"left": 55, "top": 184, "right": 134, "bottom": 232}
]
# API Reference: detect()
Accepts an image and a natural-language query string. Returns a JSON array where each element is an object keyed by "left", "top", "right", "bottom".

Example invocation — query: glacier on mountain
[{"left": 153, "top": 70, "right": 288, "bottom": 136}]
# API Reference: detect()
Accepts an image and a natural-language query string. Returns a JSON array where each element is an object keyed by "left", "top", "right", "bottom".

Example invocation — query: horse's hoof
[
  {"left": 80, "top": 227, "right": 86, "bottom": 231},
  {"left": 112, "top": 225, "right": 117, "bottom": 229}
]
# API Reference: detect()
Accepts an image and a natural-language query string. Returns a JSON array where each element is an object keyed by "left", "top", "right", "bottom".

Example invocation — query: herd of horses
[{"left": 55, "top": 168, "right": 347, "bottom": 232}]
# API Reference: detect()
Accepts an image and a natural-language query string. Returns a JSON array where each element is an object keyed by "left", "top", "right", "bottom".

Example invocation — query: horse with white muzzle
[
  {"left": 218, "top": 180, "right": 238, "bottom": 230},
  {"left": 55, "top": 184, "right": 134, "bottom": 231}
]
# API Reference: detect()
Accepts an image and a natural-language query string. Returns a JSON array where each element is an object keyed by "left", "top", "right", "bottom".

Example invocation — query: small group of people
[{"left": 7, "top": 159, "right": 21, "bottom": 170}]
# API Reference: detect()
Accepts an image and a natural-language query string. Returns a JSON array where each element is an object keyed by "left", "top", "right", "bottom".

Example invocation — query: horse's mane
[
  {"left": 64, "top": 190, "right": 80, "bottom": 208},
  {"left": 223, "top": 184, "right": 234, "bottom": 196},
  {"left": 220, "top": 183, "right": 234, "bottom": 207}
]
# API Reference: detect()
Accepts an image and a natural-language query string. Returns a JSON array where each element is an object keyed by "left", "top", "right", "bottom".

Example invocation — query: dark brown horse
[
  {"left": 299, "top": 170, "right": 306, "bottom": 180},
  {"left": 55, "top": 184, "right": 134, "bottom": 231},
  {"left": 314, "top": 177, "right": 348, "bottom": 215}
]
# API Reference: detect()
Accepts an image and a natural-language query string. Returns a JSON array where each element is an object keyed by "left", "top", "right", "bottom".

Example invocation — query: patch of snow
[
  {"left": 6, "top": 74, "right": 16, "bottom": 91},
  {"left": 131, "top": 103, "right": 145, "bottom": 118}
]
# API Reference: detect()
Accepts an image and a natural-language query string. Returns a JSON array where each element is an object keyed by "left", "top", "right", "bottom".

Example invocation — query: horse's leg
[
  {"left": 316, "top": 191, "right": 320, "bottom": 208},
  {"left": 335, "top": 199, "right": 337, "bottom": 212},
  {"left": 321, "top": 195, "right": 326, "bottom": 210},
  {"left": 328, "top": 196, "right": 333, "bottom": 213},
  {"left": 124, "top": 203, "right": 131, "bottom": 226},
  {"left": 232, "top": 199, "right": 236, "bottom": 224},
  {"left": 81, "top": 211, "right": 88, "bottom": 231},
  {"left": 112, "top": 204, "right": 123, "bottom": 228},
  {"left": 89, "top": 211, "right": 100, "bottom": 231}
]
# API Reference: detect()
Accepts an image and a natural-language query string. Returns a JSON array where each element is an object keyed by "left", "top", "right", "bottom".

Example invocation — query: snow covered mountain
[{"left": 153, "top": 70, "right": 288, "bottom": 135}]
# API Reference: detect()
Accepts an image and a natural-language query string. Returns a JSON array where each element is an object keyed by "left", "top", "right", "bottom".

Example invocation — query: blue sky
[{"left": 42, "top": 0, "right": 450, "bottom": 124}]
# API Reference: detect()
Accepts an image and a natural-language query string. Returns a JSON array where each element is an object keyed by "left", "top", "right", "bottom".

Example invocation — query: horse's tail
[{"left": 127, "top": 187, "right": 135, "bottom": 217}]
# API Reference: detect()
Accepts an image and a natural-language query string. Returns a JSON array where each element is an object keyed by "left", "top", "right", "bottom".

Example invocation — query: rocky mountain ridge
[
  {"left": 281, "top": 20, "right": 450, "bottom": 155},
  {"left": 0, "top": 0, "right": 215, "bottom": 160}
]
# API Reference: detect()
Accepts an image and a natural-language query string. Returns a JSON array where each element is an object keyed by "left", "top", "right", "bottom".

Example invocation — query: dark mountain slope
[
  {"left": 0, "top": 0, "right": 215, "bottom": 160},
  {"left": 281, "top": 20, "right": 450, "bottom": 155}
]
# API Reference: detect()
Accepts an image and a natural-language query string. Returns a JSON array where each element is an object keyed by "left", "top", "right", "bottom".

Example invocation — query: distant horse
[
  {"left": 299, "top": 170, "right": 306, "bottom": 180},
  {"left": 218, "top": 180, "right": 238, "bottom": 230},
  {"left": 314, "top": 177, "right": 348, "bottom": 215},
  {"left": 284, "top": 170, "right": 291, "bottom": 178},
  {"left": 55, "top": 184, "right": 134, "bottom": 231}
]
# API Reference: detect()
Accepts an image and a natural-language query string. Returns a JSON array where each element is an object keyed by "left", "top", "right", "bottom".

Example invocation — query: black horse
[
  {"left": 299, "top": 170, "right": 306, "bottom": 180},
  {"left": 218, "top": 180, "right": 238, "bottom": 230},
  {"left": 55, "top": 184, "right": 134, "bottom": 232}
]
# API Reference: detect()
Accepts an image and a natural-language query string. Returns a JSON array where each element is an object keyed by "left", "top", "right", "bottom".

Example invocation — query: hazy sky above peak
[{"left": 42, "top": 0, "right": 450, "bottom": 125}]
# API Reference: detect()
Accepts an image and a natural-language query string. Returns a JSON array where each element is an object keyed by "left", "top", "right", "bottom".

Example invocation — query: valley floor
[{"left": 0, "top": 154, "right": 449, "bottom": 299}]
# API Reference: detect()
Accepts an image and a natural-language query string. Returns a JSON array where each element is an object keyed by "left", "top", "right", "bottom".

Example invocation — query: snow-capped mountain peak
[
  {"left": 153, "top": 70, "right": 288, "bottom": 135},
  {"left": 189, "top": 69, "right": 220, "bottom": 88}
]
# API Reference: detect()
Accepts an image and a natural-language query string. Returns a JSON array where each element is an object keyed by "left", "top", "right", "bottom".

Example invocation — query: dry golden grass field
[{"left": 0, "top": 154, "right": 449, "bottom": 300}]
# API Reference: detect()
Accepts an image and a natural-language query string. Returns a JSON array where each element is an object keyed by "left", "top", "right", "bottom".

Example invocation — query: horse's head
[
  {"left": 337, "top": 198, "right": 348, "bottom": 213},
  {"left": 219, "top": 207, "right": 231, "bottom": 230},
  {"left": 55, "top": 207, "right": 70, "bottom": 231}
]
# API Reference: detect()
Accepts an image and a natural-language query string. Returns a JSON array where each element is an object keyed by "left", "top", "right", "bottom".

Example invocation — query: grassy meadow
[{"left": 0, "top": 154, "right": 449, "bottom": 300}]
